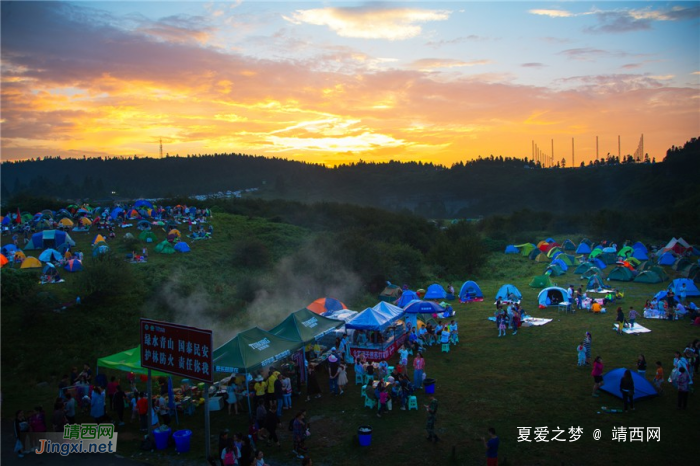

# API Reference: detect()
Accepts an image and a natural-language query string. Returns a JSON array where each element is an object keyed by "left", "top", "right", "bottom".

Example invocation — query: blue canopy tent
[
  {"left": 593, "top": 258, "right": 607, "bottom": 269},
  {"left": 110, "top": 207, "right": 124, "bottom": 221},
  {"left": 403, "top": 300, "right": 444, "bottom": 314},
  {"left": 459, "top": 281, "right": 484, "bottom": 302},
  {"left": 424, "top": 284, "right": 447, "bottom": 300},
  {"left": 504, "top": 245, "right": 519, "bottom": 254},
  {"left": 24, "top": 230, "right": 75, "bottom": 251},
  {"left": 599, "top": 369, "right": 658, "bottom": 402},
  {"left": 395, "top": 290, "right": 419, "bottom": 308},
  {"left": 495, "top": 284, "right": 522, "bottom": 302},
  {"left": 346, "top": 302, "right": 407, "bottom": 361}
]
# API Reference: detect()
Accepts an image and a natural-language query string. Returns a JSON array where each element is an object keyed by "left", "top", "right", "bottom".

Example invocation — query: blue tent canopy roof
[
  {"left": 403, "top": 300, "right": 444, "bottom": 314},
  {"left": 599, "top": 369, "right": 658, "bottom": 401},
  {"left": 576, "top": 243, "right": 592, "bottom": 254},
  {"left": 346, "top": 303, "right": 403, "bottom": 331},
  {"left": 669, "top": 278, "right": 700, "bottom": 296}
]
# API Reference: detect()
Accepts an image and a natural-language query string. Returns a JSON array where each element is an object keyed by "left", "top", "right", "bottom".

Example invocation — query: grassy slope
[{"left": 2, "top": 226, "right": 697, "bottom": 465}]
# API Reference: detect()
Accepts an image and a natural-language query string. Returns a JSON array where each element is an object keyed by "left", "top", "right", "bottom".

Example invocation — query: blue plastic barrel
[
  {"left": 153, "top": 427, "right": 171, "bottom": 450},
  {"left": 358, "top": 426, "right": 372, "bottom": 446},
  {"left": 173, "top": 429, "right": 192, "bottom": 453},
  {"left": 424, "top": 378, "right": 436, "bottom": 394}
]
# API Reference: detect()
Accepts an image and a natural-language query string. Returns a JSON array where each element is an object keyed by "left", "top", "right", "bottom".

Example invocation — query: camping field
[{"left": 1, "top": 215, "right": 697, "bottom": 465}]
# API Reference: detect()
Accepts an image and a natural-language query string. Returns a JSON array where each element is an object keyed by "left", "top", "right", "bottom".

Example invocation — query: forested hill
[{"left": 2, "top": 137, "right": 699, "bottom": 217}]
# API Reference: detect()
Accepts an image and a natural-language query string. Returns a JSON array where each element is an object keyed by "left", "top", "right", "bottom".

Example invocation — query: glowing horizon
[{"left": 1, "top": 1, "right": 699, "bottom": 166}]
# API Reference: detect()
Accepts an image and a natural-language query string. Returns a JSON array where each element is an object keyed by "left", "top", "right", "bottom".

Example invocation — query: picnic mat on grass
[{"left": 611, "top": 323, "right": 651, "bottom": 334}]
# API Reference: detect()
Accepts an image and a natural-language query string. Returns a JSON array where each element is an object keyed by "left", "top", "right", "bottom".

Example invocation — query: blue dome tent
[
  {"left": 575, "top": 243, "right": 592, "bottom": 254},
  {"left": 504, "top": 245, "right": 519, "bottom": 254},
  {"left": 495, "top": 284, "right": 522, "bottom": 302},
  {"left": 424, "top": 284, "right": 447, "bottom": 300},
  {"left": 395, "top": 290, "right": 418, "bottom": 307},
  {"left": 174, "top": 242, "right": 191, "bottom": 253},
  {"left": 459, "top": 281, "right": 484, "bottom": 302},
  {"left": 537, "top": 287, "right": 568, "bottom": 307}
]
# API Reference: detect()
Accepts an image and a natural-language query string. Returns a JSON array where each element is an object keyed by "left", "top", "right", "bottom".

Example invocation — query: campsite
[{"left": 1, "top": 198, "right": 698, "bottom": 466}]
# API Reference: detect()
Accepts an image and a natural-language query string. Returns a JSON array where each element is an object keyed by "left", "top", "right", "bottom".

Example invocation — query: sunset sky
[{"left": 2, "top": 1, "right": 699, "bottom": 166}]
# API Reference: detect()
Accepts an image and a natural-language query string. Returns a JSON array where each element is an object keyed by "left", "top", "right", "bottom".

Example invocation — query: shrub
[
  {"left": 78, "top": 252, "right": 135, "bottom": 300},
  {"left": 233, "top": 238, "right": 272, "bottom": 269},
  {"left": 1, "top": 268, "right": 38, "bottom": 305}
]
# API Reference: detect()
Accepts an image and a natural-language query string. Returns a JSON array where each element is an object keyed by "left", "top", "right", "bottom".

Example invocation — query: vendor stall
[
  {"left": 346, "top": 302, "right": 407, "bottom": 362},
  {"left": 212, "top": 327, "right": 303, "bottom": 415}
]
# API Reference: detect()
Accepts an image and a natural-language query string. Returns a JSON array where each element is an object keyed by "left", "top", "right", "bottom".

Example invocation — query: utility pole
[
  {"left": 596, "top": 136, "right": 599, "bottom": 161},
  {"left": 551, "top": 139, "right": 554, "bottom": 167},
  {"left": 572, "top": 138, "right": 575, "bottom": 168},
  {"left": 160, "top": 138, "right": 163, "bottom": 158},
  {"left": 618, "top": 135, "right": 621, "bottom": 160}
]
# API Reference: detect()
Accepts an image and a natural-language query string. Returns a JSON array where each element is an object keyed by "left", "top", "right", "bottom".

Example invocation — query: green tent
[
  {"left": 545, "top": 264, "right": 565, "bottom": 276},
  {"left": 589, "top": 249, "right": 603, "bottom": 259},
  {"left": 649, "top": 266, "right": 669, "bottom": 281},
  {"left": 212, "top": 327, "right": 302, "bottom": 375},
  {"left": 673, "top": 257, "right": 692, "bottom": 272},
  {"left": 582, "top": 267, "right": 605, "bottom": 279},
  {"left": 547, "top": 247, "right": 563, "bottom": 258},
  {"left": 625, "top": 257, "right": 641, "bottom": 267},
  {"left": 155, "top": 240, "right": 175, "bottom": 254},
  {"left": 269, "top": 308, "right": 343, "bottom": 344},
  {"left": 634, "top": 271, "right": 663, "bottom": 284},
  {"left": 529, "top": 275, "right": 553, "bottom": 288},
  {"left": 599, "top": 252, "right": 618, "bottom": 265},
  {"left": 608, "top": 266, "right": 634, "bottom": 282},
  {"left": 557, "top": 254, "right": 577, "bottom": 266},
  {"left": 139, "top": 231, "right": 158, "bottom": 243},
  {"left": 574, "top": 262, "right": 593, "bottom": 274},
  {"left": 515, "top": 243, "right": 536, "bottom": 257},
  {"left": 97, "top": 345, "right": 168, "bottom": 376},
  {"left": 617, "top": 246, "right": 634, "bottom": 257},
  {"left": 534, "top": 253, "right": 549, "bottom": 262}
]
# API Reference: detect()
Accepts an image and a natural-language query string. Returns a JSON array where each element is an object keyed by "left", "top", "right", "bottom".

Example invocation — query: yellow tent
[
  {"left": 80, "top": 217, "right": 92, "bottom": 226},
  {"left": 13, "top": 250, "right": 26, "bottom": 261},
  {"left": 92, "top": 234, "right": 106, "bottom": 244},
  {"left": 20, "top": 256, "right": 42, "bottom": 269},
  {"left": 168, "top": 229, "right": 181, "bottom": 237},
  {"left": 59, "top": 218, "right": 74, "bottom": 227}
]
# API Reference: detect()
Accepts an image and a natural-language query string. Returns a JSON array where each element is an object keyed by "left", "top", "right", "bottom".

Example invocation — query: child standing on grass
[
  {"left": 498, "top": 313, "right": 507, "bottom": 337},
  {"left": 654, "top": 361, "right": 664, "bottom": 394},
  {"left": 629, "top": 307, "right": 639, "bottom": 328},
  {"left": 577, "top": 342, "right": 586, "bottom": 366}
]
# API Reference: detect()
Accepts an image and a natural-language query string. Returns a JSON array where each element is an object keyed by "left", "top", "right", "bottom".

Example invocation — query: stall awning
[
  {"left": 212, "top": 327, "right": 303, "bottom": 374},
  {"left": 346, "top": 302, "right": 404, "bottom": 331},
  {"left": 269, "top": 308, "right": 343, "bottom": 344},
  {"left": 97, "top": 345, "right": 169, "bottom": 376}
]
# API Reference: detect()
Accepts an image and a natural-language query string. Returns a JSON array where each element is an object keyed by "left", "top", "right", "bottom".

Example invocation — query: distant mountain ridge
[{"left": 2, "top": 137, "right": 698, "bottom": 217}]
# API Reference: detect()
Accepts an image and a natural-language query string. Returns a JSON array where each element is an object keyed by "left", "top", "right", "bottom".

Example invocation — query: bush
[
  {"left": 78, "top": 252, "right": 135, "bottom": 300},
  {"left": 233, "top": 238, "right": 272, "bottom": 269},
  {"left": 1, "top": 268, "right": 38, "bottom": 305}
]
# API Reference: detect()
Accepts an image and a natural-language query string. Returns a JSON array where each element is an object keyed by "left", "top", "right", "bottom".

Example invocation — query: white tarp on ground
[
  {"left": 521, "top": 318, "right": 553, "bottom": 327},
  {"left": 487, "top": 316, "right": 551, "bottom": 326},
  {"left": 611, "top": 324, "right": 652, "bottom": 334}
]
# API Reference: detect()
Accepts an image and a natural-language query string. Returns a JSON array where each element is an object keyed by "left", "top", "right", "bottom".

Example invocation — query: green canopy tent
[
  {"left": 515, "top": 243, "right": 536, "bottom": 257},
  {"left": 574, "top": 262, "right": 593, "bottom": 274},
  {"left": 269, "top": 308, "right": 343, "bottom": 346},
  {"left": 213, "top": 327, "right": 303, "bottom": 415},
  {"left": 155, "top": 240, "right": 175, "bottom": 254},
  {"left": 96, "top": 346, "right": 176, "bottom": 423},
  {"left": 97, "top": 345, "right": 169, "bottom": 376}
]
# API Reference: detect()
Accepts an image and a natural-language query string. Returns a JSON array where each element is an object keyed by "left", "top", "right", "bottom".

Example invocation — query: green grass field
[{"left": 2, "top": 219, "right": 697, "bottom": 465}]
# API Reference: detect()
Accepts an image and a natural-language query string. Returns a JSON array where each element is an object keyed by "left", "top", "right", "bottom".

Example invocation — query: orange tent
[{"left": 0, "top": 253, "right": 8, "bottom": 268}]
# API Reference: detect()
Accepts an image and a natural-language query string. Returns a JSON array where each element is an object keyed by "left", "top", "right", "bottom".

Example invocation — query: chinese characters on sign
[
  {"left": 517, "top": 427, "right": 660, "bottom": 442},
  {"left": 140, "top": 319, "right": 213, "bottom": 383}
]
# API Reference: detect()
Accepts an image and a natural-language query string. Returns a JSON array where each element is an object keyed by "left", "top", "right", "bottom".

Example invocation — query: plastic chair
[
  {"left": 364, "top": 374, "right": 374, "bottom": 384},
  {"left": 355, "top": 373, "right": 364, "bottom": 385},
  {"left": 442, "top": 343, "right": 450, "bottom": 353},
  {"left": 361, "top": 385, "right": 367, "bottom": 399},
  {"left": 451, "top": 334, "right": 459, "bottom": 344},
  {"left": 408, "top": 396, "right": 418, "bottom": 411},
  {"left": 364, "top": 397, "right": 376, "bottom": 409}
]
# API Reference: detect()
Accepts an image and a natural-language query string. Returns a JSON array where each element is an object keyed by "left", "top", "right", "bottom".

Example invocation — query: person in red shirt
[{"left": 137, "top": 393, "right": 149, "bottom": 432}]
